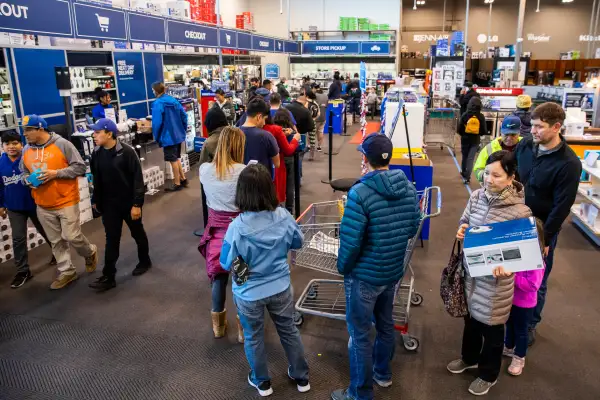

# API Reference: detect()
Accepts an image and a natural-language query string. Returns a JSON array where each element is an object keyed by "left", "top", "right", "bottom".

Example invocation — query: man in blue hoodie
[
  {"left": 0, "top": 131, "right": 54, "bottom": 288},
  {"left": 331, "top": 134, "right": 421, "bottom": 400}
]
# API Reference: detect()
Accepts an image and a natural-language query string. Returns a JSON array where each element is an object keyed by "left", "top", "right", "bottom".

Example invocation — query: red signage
[{"left": 475, "top": 88, "right": 524, "bottom": 96}]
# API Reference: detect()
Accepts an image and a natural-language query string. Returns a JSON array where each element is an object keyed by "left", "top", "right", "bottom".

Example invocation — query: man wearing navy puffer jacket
[
  {"left": 331, "top": 134, "right": 421, "bottom": 400},
  {"left": 0, "top": 132, "right": 54, "bottom": 289}
]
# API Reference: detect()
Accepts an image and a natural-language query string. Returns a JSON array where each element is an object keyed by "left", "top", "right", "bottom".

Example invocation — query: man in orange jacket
[{"left": 20, "top": 115, "right": 97, "bottom": 289}]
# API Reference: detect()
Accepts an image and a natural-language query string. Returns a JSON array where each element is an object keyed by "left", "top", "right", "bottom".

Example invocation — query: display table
[
  {"left": 565, "top": 131, "right": 600, "bottom": 158},
  {"left": 389, "top": 156, "right": 433, "bottom": 240}
]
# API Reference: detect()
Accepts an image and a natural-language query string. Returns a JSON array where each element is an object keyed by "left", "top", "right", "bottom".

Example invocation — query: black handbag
[{"left": 440, "top": 240, "right": 469, "bottom": 318}]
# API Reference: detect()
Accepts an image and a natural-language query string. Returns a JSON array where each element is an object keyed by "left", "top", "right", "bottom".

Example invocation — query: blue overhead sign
[
  {"left": 128, "top": 12, "right": 166, "bottom": 44},
  {"left": 360, "top": 41, "right": 391, "bottom": 55},
  {"left": 0, "top": 0, "right": 73, "bottom": 37},
  {"left": 237, "top": 32, "right": 252, "bottom": 50},
  {"left": 220, "top": 28, "right": 237, "bottom": 48},
  {"left": 167, "top": 20, "right": 218, "bottom": 47},
  {"left": 302, "top": 41, "right": 360, "bottom": 55},
  {"left": 285, "top": 41, "right": 300, "bottom": 54},
  {"left": 253, "top": 35, "right": 274, "bottom": 52},
  {"left": 74, "top": 2, "right": 127, "bottom": 41},
  {"left": 275, "top": 40, "right": 284, "bottom": 53}
]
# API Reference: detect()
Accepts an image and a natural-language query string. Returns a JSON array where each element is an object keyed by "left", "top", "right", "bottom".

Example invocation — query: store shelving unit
[
  {"left": 572, "top": 161, "right": 600, "bottom": 246},
  {"left": 69, "top": 66, "right": 118, "bottom": 125},
  {"left": 289, "top": 29, "right": 397, "bottom": 41}
]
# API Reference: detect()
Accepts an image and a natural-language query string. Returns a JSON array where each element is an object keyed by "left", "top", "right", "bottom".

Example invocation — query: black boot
[
  {"left": 89, "top": 275, "right": 116, "bottom": 291},
  {"left": 132, "top": 261, "right": 152, "bottom": 276}
]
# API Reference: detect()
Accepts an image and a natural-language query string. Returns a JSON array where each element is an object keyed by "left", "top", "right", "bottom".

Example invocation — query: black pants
[
  {"left": 461, "top": 316, "right": 504, "bottom": 383},
  {"left": 102, "top": 206, "right": 150, "bottom": 278},
  {"left": 505, "top": 305, "right": 534, "bottom": 358},
  {"left": 460, "top": 141, "right": 479, "bottom": 180},
  {"left": 7, "top": 209, "right": 51, "bottom": 274},
  {"left": 284, "top": 156, "right": 294, "bottom": 213}
]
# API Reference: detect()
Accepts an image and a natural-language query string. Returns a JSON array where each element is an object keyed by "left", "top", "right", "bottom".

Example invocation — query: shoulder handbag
[{"left": 440, "top": 239, "right": 469, "bottom": 317}]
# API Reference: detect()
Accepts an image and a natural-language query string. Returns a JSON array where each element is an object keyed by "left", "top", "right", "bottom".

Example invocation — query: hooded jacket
[
  {"left": 458, "top": 97, "right": 487, "bottom": 145},
  {"left": 513, "top": 109, "right": 532, "bottom": 140},
  {"left": 277, "top": 82, "right": 290, "bottom": 100},
  {"left": 459, "top": 88, "right": 481, "bottom": 116},
  {"left": 285, "top": 100, "right": 315, "bottom": 134},
  {"left": 20, "top": 133, "right": 86, "bottom": 210},
  {"left": 328, "top": 79, "right": 343, "bottom": 100},
  {"left": 220, "top": 207, "right": 303, "bottom": 301},
  {"left": 0, "top": 153, "right": 36, "bottom": 211},
  {"left": 459, "top": 182, "right": 532, "bottom": 326},
  {"left": 151, "top": 94, "right": 188, "bottom": 148},
  {"left": 337, "top": 169, "right": 421, "bottom": 286}
]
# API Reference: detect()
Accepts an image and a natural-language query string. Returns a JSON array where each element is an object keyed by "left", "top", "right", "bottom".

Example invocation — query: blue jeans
[
  {"left": 505, "top": 305, "right": 534, "bottom": 358},
  {"left": 344, "top": 276, "right": 396, "bottom": 400},
  {"left": 234, "top": 286, "right": 309, "bottom": 385},
  {"left": 531, "top": 233, "right": 558, "bottom": 328}
]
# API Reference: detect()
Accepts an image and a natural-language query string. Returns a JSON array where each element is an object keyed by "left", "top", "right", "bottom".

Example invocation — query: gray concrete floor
[{"left": 0, "top": 125, "right": 598, "bottom": 400}]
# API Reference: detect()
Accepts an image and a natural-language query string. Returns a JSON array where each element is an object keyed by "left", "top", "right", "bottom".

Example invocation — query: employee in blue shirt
[{"left": 92, "top": 87, "right": 115, "bottom": 122}]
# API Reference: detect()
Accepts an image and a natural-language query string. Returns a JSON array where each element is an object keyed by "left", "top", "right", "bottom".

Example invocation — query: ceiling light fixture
[
  {"left": 413, "top": 0, "right": 417, "bottom": 10},
  {"left": 561, "top": 0, "right": 573, "bottom": 3},
  {"left": 484, "top": 0, "right": 494, "bottom": 4},
  {"left": 536, "top": 0, "right": 540, "bottom": 12}
]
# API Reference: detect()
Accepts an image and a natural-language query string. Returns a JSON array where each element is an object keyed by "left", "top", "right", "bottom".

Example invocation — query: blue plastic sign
[
  {"left": 114, "top": 52, "right": 147, "bottom": 103},
  {"left": 284, "top": 41, "right": 300, "bottom": 54},
  {"left": 359, "top": 62, "right": 367, "bottom": 91},
  {"left": 360, "top": 42, "right": 390, "bottom": 55},
  {"left": 129, "top": 12, "right": 166, "bottom": 44},
  {"left": 220, "top": 28, "right": 237, "bottom": 48},
  {"left": 167, "top": 20, "right": 218, "bottom": 47},
  {"left": 237, "top": 31, "right": 252, "bottom": 50},
  {"left": 275, "top": 40, "right": 284, "bottom": 53},
  {"left": 265, "top": 64, "right": 280, "bottom": 79},
  {"left": 253, "top": 35, "right": 274, "bottom": 52},
  {"left": 74, "top": 2, "right": 127, "bottom": 41},
  {"left": 302, "top": 41, "right": 360, "bottom": 54},
  {"left": 0, "top": 0, "right": 73, "bottom": 37}
]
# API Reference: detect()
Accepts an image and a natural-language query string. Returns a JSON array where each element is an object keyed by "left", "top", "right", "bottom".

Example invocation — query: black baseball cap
[{"left": 357, "top": 134, "right": 393, "bottom": 166}]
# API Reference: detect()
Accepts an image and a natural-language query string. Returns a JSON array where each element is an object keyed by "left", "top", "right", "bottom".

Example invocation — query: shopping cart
[
  {"left": 291, "top": 186, "right": 442, "bottom": 351},
  {"left": 424, "top": 108, "right": 459, "bottom": 150},
  {"left": 95, "top": 14, "right": 110, "bottom": 32}
]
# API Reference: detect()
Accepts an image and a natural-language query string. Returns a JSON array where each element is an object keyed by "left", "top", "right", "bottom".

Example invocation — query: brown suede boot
[
  {"left": 211, "top": 310, "right": 227, "bottom": 338},
  {"left": 236, "top": 315, "right": 244, "bottom": 344}
]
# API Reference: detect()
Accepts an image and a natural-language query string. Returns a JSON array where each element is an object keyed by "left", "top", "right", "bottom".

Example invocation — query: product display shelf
[{"left": 573, "top": 161, "right": 600, "bottom": 245}]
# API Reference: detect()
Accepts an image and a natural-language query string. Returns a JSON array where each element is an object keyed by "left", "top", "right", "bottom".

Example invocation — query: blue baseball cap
[
  {"left": 89, "top": 118, "right": 118, "bottom": 136},
  {"left": 20, "top": 115, "right": 47, "bottom": 129},
  {"left": 501, "top": 115, "right": 521, "bottom": 135},
  {"left": 357, "top": 134, "right": 393, "bottom": 165}
]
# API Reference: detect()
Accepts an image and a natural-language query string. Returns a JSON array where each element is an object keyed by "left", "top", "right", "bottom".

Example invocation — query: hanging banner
[
  {"left": 237, "top": 31, "right": 252, "bottom": 50},
  {"left": 74, "top": 2, "right": 127, "bottom": 41},
  {"left": 302, "top": 41, "right": 360, "bottom": 55},
  {"left": 284, "top": 41, "right": 300, "bottom": 54},
  {"left": 167, "top": 20, "right": 218, "bottom": 47},
  {"left": 359, "top": 61, "right": 367, "bottom": 91},
  {"left": 275, "top": 40, "right": 284, "bottom": 53},
  {"left": 360, "top": 42, "right": 390, "bottom": 55},
  {"left": 129, "top": 12, "right": 166, "bottom": 44},
  {"left": 0, "top": 0, "right": 73, "bottom": 37},
  {"left": 114, "top": 52, "right": 147, "bottom": 103},
  {"left": 220, "top": 28, "right": 237, "bottom": 49},
  {"left": 252, "top": 35, "right": 274, "bottom": 52},
  {"left": 265, "top": 63, "right": 280, "bottom": 79}
]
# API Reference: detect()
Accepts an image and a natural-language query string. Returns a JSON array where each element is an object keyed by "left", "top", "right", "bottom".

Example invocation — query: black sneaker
[
  {"left": 180, "top": 179, "right": 189, "bottom": 188},
  {"left": 288, "top": 367, "right": 310, "bottom": 393},
  {"left": 88, "top": 275, "right": 116, "bottom": 291},
  {"left": 11, "top": 271, "right": 33, "bottom": 288},
  {"left": 132, "top": 261, "right": 152, "bottom": 276},
  {"left": 248, "top": 372, "right": 273, "bottom": 397},
  {"left": 164, "top": 184, "right": 183, "bottom": 192}
]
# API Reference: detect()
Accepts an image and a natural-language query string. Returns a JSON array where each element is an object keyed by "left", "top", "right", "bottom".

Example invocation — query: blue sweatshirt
[
  {"left": 220, "top": 207, "right": 303, "bottom": 301},
  {"left": 151, "top": 94, "right": 188, "bottom": 147},
  {"left": 92, "top": 103, "right": 114, "bottom": 121},
  {"left": 0, "top": 153, "right": 36, "bottom": 211}
]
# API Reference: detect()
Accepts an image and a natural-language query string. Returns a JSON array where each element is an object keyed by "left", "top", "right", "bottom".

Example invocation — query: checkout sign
[{"left": 0, "top": 0, "right": 73, "bottom": 37}]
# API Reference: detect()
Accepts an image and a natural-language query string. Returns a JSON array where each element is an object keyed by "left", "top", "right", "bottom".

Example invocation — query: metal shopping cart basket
[
  {"left": 424, "top": 108, "right": 459, "bottom": 150},
  {"left": 291, "top": 186, "right": 442, "bottom": 351}
]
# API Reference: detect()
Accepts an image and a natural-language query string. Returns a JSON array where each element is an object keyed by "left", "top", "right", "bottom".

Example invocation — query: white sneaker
[
  {"left": 288, "top": 367, "right": 310, "bottom": 393},
  {"left": 373, "top": 377, "right": 392, "bottom": 388},
  {"left": 248, "top": 373, "right": 273, "bottom": 397}
]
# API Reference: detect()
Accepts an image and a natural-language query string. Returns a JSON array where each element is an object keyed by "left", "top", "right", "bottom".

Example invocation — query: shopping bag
[{"left": 440, "top": 239, "right": 468, "bottom": 317}]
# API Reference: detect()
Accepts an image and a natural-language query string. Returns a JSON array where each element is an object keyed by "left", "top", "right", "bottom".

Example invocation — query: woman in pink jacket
[
  {"left": 503, "top": 218, "right": 545, "bottom": 376},
  {"left": 198, "top": 127, "right": 246, "bottom": 342}
]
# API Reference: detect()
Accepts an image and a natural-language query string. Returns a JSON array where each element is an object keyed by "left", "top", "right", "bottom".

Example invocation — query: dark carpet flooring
[{"left": 0, "top": 126, "right": 598, "bottom": 400}]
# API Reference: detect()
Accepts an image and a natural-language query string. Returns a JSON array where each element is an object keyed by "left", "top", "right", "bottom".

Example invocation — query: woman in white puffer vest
[{"left": 447, "top": 150, "right": 532, "bottom": 396}]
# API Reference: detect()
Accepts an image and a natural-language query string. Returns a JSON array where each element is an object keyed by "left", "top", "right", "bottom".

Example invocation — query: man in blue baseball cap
[
  {"left": 473, "top": 115, "right": 523, "bottom": 184},
  {"left": 332, "top": 134, "right": 421, "bottom": 400},
  {"left": 88, "top": 118, "right": 151, "bottom": 291}
]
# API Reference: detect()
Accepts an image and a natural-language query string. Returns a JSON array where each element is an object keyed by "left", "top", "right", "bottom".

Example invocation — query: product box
[{"left": 463, "top": 218, "right": 544, "bottom": 277}]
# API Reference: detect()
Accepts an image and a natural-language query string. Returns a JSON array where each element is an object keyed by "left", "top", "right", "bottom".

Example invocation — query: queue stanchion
[
  {"left": 321, "top": 110, "right": 335, "bottom": 185},
  {"left": 294, "top": 151, "right": 301, "bottom": 219},
  {"left": 194, "top": 137, "right": 207, "bottom": 237},
  {"left": 342, "top": 102, "right": 349, "bottom": 136}
]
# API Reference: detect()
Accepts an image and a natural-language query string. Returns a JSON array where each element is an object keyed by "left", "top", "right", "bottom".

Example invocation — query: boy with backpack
[{"left": 458, "top": 97, "right": 487, "bottom": 184}]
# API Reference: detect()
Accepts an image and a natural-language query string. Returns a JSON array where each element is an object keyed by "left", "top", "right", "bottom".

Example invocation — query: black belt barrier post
[
  {"left": 322, "top": 110, "right": 335, "bottom": 184},
  {"left": 294, "top": 152, "right": 301, "bottom": 218},
  {"left": 342, "top": 102, "right": 349, "bottom": 136},
  {"left": 193, "top": 185, "right": 209, "bottom": 237}
]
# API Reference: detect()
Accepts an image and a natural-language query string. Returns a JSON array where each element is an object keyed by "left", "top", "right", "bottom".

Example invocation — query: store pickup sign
[
  {"left": 302, "top": 41, "right": 360, "bottom": 54},
  {"left": 475, "top": 88, "right": 524, "bottom": 96},
  {"left": 167, "top": 20, "right": 218, "bottom": 47},
  {"left": 0, "top": 0, "right": 73, "bottom": 37}
]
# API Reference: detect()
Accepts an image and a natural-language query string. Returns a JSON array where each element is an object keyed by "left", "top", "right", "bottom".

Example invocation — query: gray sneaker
[
  {"left": 468, "top": 378, "right": 497, "bottom": 396},
  {"left": 447, "top": 359, "right": 478, "bottom": 374}
]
